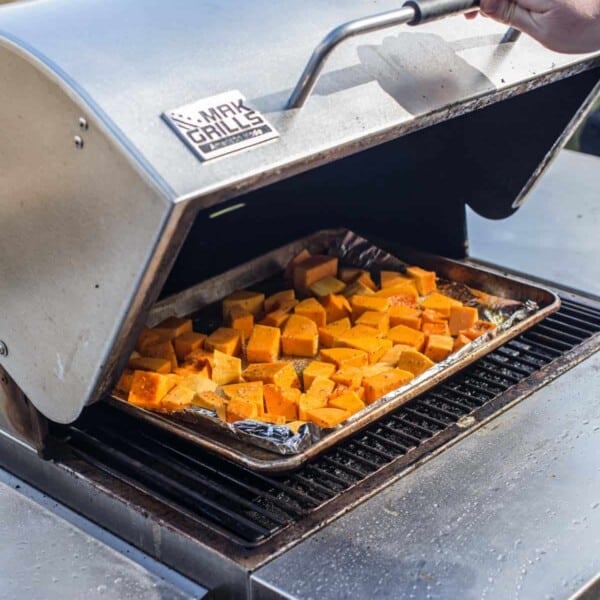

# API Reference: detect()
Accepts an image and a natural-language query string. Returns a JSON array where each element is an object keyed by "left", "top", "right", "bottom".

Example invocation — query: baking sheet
[{"left": 108, "top": 229, "right": 560, "bottom": 472}]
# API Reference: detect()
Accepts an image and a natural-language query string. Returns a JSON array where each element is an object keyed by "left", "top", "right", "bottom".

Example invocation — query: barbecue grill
[{"left": 1, "top": 0, "right": 599, "bottom": 598}]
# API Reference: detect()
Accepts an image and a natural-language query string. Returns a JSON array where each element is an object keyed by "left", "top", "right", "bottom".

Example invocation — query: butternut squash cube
[
  {"left": 453, "top": 333, "right": 472, "bottom": 352},
  {"left": 294, "top": 298, "right": 327, "bottom": 327},
  {"left": 259, "top": 310, "right": 291, "bottom": 329},
  {"left": 242, "top": 362, "right": 300, "bottom": 389},
  {"left": 318, "top": 318, "right": 351, "bottom": 348},
  {"left": 175, "top": 373, "right": 218, "bottom": 395},
  {"left": 320, "top": 347, "right": 369, "bottom": 369},
  {"left": 128, "top": 371, "right": 176, "bottom": 409},
  {"left": 421, "top": 292, "right": 462, "bottom": 318},
  {"left": 205, "top": 327, "right": 241, "bottom": 356},
  {"left": 379, "top": 344, "right": 413, "bottom": 367},
  {"left": 387, "top": 291, "right": 420, "bottom": 309},
  {"left": 263, "top": 384, "right": 300, "bottom": 420},
  {"left": 152, "top": 317, "right": 193, "bottom": 341},
  {"left": 387, "top": 325, "right": 426, "bottom": 351},
  {"left": 183, "top": 348, "right": 215, "bottom": 368},
  {"left": 328, "top": 390, "right": 365, "bottom": 415},
  {"left": 449, "top": 305, "right": 479, "bottom": 336},
  {"left": 421, "top": 309, "right": 447, "bottom": 325},
  {"left": 388, "top": 306, "right": 422, "bottom": 330},
  {"left": 247, "top": 325, "right": 281, "bottom": 363},
  {"left": 406, "top": 266, "right": 437, "bottom": 295},
  {"left": 335, "top": 325, "right": 382, "bottom": 345},
  {"left": 396, "top": 348, "right": 435, "bottom": 376},
  {"left": 226, "top": 398, "right": 259, "bottom": 423},
  {"left": 308, "top": 376, "right": 336, "bottom": 398},
  {"left": 255, "top": 413, "right": 287, "bottom": 426},
  {"left": 320, "top": 294, "right": 352, "bottom": 323},
  {"left": 336, "top": 336, "right": 393, "bottom": 364},
  {"left": 222, "top": 381, "right": 264, "bottom": 415},
  {"left": 302, "top": 361, "right": 337, "bottom": 389},
  {"left": 229, "top": 307, "right": 254, "bottom": 340},
  {"left": 222, "top": 290, "right": 265, "bottom": 320},
  {"left": 173, "top": 332, "right": 207, "bottom": 361},
  {"left": 264, "top": 289, "right": 296, "bottom": 312},
  {"left": 293, "top": 255, "right": 339, "bottom": 295},
  {"left": 331, "top": 367, "right": 363, "bottom": 389},
  {"left": 462, "top": 320, "right": 497, "bottom": 340},
  {"left": 355, "top": 310, "right": 390, "bottom": 334},
  {"left": 284, "top": 249, "right": 311, "bottom": 282},
  {"left": 116, "top": 369, "right": 135, "bottom": 394},
  {"left": 374, "top": 281, "right": 418, "bottom": 298},
  {"left": 309, "top": 276, "right": 346, "bottom": 297},
  {"left": 194, "top": 391, "right": 227, "bottom": 415},
  {"left": 282, "top": 315, "right": 319, "bottom": 357},
  {"left": 161, "top": 385, "right": 196, "bottom": 412},
  {"left": 380, "top": 271, "right": 413, "bottom": 289},
  {"left": 360, "top": 363, "right": 394, "bottom": 379},
  {"left": 362, "top": 369, "right": 414, "bottom": 404},
  {"left": 422, "top": 321, "right": 451, "bottom": 338},
  {"left": 136, "top": 328, "right": 166, "bottom": 353},
  {"left": 424, "top": 335, "right": 454, "bottom": 362},
  {"left": 276, "top": 299, "right": 298, "bottom": 314},
  {"left": 128, "top": 356, "right": 172, "bottom": 374},
  {"left": 211, "top": 350, "right": 242, "bottom": 385},
  {"left": 305, "top": 407, "right": 350, "bottom": 428},
  {"left": 342, "top": 280, "right": 375, "bottom": 298},
  {"left": 287, "top": 420, "right": 308, "bottom": 434},
  {"left": 351, "top": 295, "right": 389, "bottom": 321},
  {"left": 299, "top": 393, "right": 328, "bottom": 420},
  {"left": 143, "top": 340, "right": 178, "bottom": 371}
]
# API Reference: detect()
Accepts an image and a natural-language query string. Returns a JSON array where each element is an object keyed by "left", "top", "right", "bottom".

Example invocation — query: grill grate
[{"left": 65, "top": 298, "right": 600, "bottom": 546}]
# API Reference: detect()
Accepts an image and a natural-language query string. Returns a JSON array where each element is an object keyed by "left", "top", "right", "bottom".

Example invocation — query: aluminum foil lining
[{"left": 121, "top": 229, "right": 540, "bottom": 456}]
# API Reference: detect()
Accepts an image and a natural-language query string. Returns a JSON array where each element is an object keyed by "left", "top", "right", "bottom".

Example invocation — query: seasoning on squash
[
  {"left": 294, "top": 297, "right": 327, "bottom": 327},
  {"left": 128, "top": 371, "right": 176, "bottom": 409},
  {"left": 161, "top": 386, "right": 196, "bottom": 412},
  {"left": 211, "top": 350, "right": 241, "bottom": 385},
  {"left": 318, "top": 317, "right": 351, "bottom": 348},
  {"left": 406, "top": 266, "right": 437, "bottom": 295},
  {"left": 387, "top": 325, "right": 426, "bottom": 351},
  {"left": 293, "top": 255, "right": 339, "bottom": 295},
  {"left": 424, "top": 335, "right": 454, "bottom": 362},
  {"left": 308, "top": 376, "right": 336, "bottom": 398},
  {"left": 282, "top": 314, "right": 319, "bottom": 357},
  {"left": 396, "top": 348, "right": 435, "bottom": 376},
  {"left": 302, "top": 361, "right": 337, "bottom": 390},
  {"left": 194, "top": 391, "right": 227, "bottom": 414},
  {"left": 449, "top": 305, "right": 479, "bottom": 336},
  {"left": 362, "top": 369, "right": 414, "bottom": 404},
  {"left": 247, "top": 324, "right": 281, "bottom": 363},
  {"left": 173, "top": 331, "right": 207, "bottom": 361},
  {"left": 242, "top": 362, "right": 300, "bottom": 389},
  {"left": 205, "top": 327, "right": 241, "bottom": 356}
]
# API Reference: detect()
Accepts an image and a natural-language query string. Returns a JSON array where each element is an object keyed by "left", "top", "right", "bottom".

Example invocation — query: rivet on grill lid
[
  {"left": 74, "top": 135, "right": 84, "bottom": 149},
  {"left": 0, "top": 341, "right": 8, "bottom": 357},
  {"left": 79, "top": 117, "right": 88, "bottom": 131}
]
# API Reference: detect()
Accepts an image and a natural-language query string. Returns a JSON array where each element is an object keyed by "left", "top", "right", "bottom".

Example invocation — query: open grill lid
[{"left": 0, "top": 0, "right": 598, "bottom": 423}]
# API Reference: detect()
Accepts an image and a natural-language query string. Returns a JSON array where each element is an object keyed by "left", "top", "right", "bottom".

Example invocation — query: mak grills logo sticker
[{"left": 163, "top": 90, "right": 279, "bottom": 161}]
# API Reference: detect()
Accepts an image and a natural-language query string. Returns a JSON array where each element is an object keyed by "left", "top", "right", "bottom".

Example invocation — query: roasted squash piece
[
  {"left": 421, "top": 292, "right": 462, "bottom": 318},
  {"left": 174, "top": 373, "right": 218, "bottom": 395},
  {"left": 355, "top": 310, "right": 390, "bottom": 334},
  {"left": 305, "top": 407, "right": 350, "bottom": 428},
  {"left": 406, "top": 266, "right": 437, "bottom": 295},
  {"left": 462, "top": 320, "right": 497, "bottom": 340},
  {"left": 422, "top": 321, "right": 451, "bottom": 338},
  {"left": 293, "top": 255, "right": 339, "bottom": 295},
  {"left": 342, "top": 280, "right": 375, "bottom": 299},
  {"left": 128, "top": 371, "right": 176, "bottom": 409},
  {"left": 453, "top": 333, "right": 472, "bottom": 352},
  {"left": 205, "top": 327, "right": 242, "bottom": 356},
  {"left": 143, "top": 339, "right": 178, "bottom": 371},
  {"left": 320, "top": 294, "right": 352, "bottom": 323},
  {"left": 318, "top": 317, "right": 351, "bottom": 348},
  {"left": 128, "top": 356, "right": 172, "bottom": 374},
  {"left": 362, "top": 369, "right": 414, "bottom": 404},
  {"left": 194, "top": 391, "right": 227, "bottom": 415},
  {"left": 254, "top": 413, "right": 287, "bottom": 426},
  {"left": 222, "top": 290, "right": 265, "bottom": 319},
  {"left": 242, "top": 362, "right": 300, "bottom": 389},
  {"left": 387, "top": 325, "right": 426, "bottom": 351},
  {"left": 264, "top": 289, "right": 296, "bottom": 312},
  {"left": 152, "top": 317, "right": 193, "bottom": 341},
  {"left": 226, "top": 398, "right": 259, "bottom": 423},
  {"left": 308, "top": 376, "right": 336, "bottom": 398},
  {"left": 424, "top": 335, "right": 454, "bottom": 362},
  {"left": 302, "top": 361, "right": 337, "bottom": 390},
  {"left": 320, "top": 347, "right": 368, "bottom": 369},
  {"left": 284, "top": 250, "right": 311, "bottom": 282},
  {"left": 211, "top": 350, "right": 242, "bottom": 385},
  {"left": 287, "top": 420, "right": 308, "bottom": 434},
  {"left": 388, "top": 306, "right": 422, "bottom": 330},
  {"left": 396, "top": 348, "right": 435, "bottom": 376},
  {"left": 331, "top": 366, "right": 363, "bottom": 389},
  {"left": 449, "top": 305, "right": 479, "bottom": 336},
  {"left": 222, "top": 381, "right": 264, "bottom": 415},
  {"left": 116, "top": 369, "right": 135, "bottom": 394},
  {"left": 379, "top": 271, "right": 413, "bottom": 289},
  {"left": 298, "top": 393, "right": 328, "bottom": 420},
  {"left": 136, "top": 328, "right": 166, "bottom": 353},
  {"left": 294, "top": 298, "right": 327, "bottom": 327},
  {"left": 421, "top": 309, "right": 447, "bottom": 324},
  {"left": 374, "top": 281, "right": 418, "bottom": 298},
  {"left": 229, "top": 307, "right": 254, "bottom": 340},
  {"left": 336, "top": 336, "right": 393, "bottom": 364},
  {"left": 259, "top": 309, "right": 291, "bottom": 329},
  {"left": 350, "top": 295, "right": 389, "bottom": 321},
  {"left": 309, "top": 276, "right": 346, "bottom": 297},
  {"left": 173, "top": 332, "right": 207, "bottom": 361},
  {"left": 247, "top": 324, "right": 281, "bottom": 363},
  {"left": 161, "top": 385, "right": 196, "bottom": 412},
  {"left": 328, "top": 390, "right": 365, "bottom": 414},
  {"left": 264, "top": 384, "right": 300, "bottom": 420},
  {"left": 282, "top": 315, "right": 319, "bottom": 357}
]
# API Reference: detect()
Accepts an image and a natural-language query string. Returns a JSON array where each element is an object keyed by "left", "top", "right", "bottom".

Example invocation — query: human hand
[{"left": 468, "top": 0, "right": 600, "bottom": 53}]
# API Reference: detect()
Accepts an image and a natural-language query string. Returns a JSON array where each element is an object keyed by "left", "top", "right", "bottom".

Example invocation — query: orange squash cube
[
  {"left": 298, "top": 393, "right": 328, "bottom": 420},
  {"left": 263, "top": 385, "right": 300, "bottom": 420},
  {"left": 362, "top": 369, "right": 414, "bottom": 404},
  {"left": 320, "top": 348, "right": 369, "bottom": 369},
  {"left": 356, "top": 310, "right": 390, "bottom": 334},
  {"left": 331, "top": 367, "right": 363, "bottom": 389},
  {"left": 242, "top": 362, "right": 300, "bottom": 389},
  {"left": 453, "top": 333, "right": 472, "bottom": 352},
  {"left": 350, "top": 295, "right": 389, "bottom": 321},
  {"left": 396, "top": 348, "right": 435, "bottom": 376},
  {"left": 128, "top": 356, "right": 172, "bottom": 374},
  {"left": 388, "top": 306, "right": 422, "bottom": 330},
  {"left": 136, "top": 327, "right": 166, "bottom": 353},
  {"left": 379, "top": 271, "right": 414, "bottom": 289},
  {"left": 264, "top": 289, "right": 296, "bottom": 312},
  {"left": 205, "top": 327, "right": 241, "bottom": 356},
  {"left": 302, "top": 361, "right": 337, "bottom": 390},
  {"left": 424, "top": 335, "right": 454, "bottom": 362},
  {"left": 174, "top": 373, "right": 218, "bottom": 395},
  {"left": 141, "top": 340, "right": 178, "bottom": 371},
  {"left": 328, "top": 390, "right": 365, "bottom": 414},
  {"left": 222, "top": 290, "right": 265, "bottom": 320},
  {"left": 387, "top": 325, "right": 426, "bottom": 351},
  {"left": 293, "top": 255, "right": 339, "bottom": 295},
  {"left": 128, "top": 371, "right": 176, "bottom": 409},
  {"left": 152, "top": 317, "right": 193, "bottom": 341},
  {"left": 336, "top": 336, "right": 393, "bottom": 364},
  {"left": 259, "top": 309, "right": 291, "bottom": 329},
  {"left": 342, "top": 280, "right": 375, "bottom": 299},
  {"left": 318, "top": 318, "right": 351, "bottom": 348},
  {"left": 374, "top": 281, "right": 418, "bottom": 298},
  {"left": 194, "top": 391, "right": 227, "bottom": 415},
  {"left": 421, "top": 293, "right": 462, "bottom": 318},
  {"left": 309, "top": 276, "right": 346, "bottom": 297},
  {"left": 173, "top": 332, "right": 207, "bottom": 361},
  {"left": 422, "top": 321, "right": 451, "bottom": 338},
  {"left": 406, "top": 266, "right": 437, "bottom": 295},
  {"left": 294, "top": 298, "right": 327, "bottom": 327},
  {"left": 229, "top": 307, "right": 254, "bottom": 340},
  {"left": 211, "top": 350, "right": 241, "bottom": 385},
  {"left": 226, "top": 398, "right": 259, "bottom": 423},
  {"left": 222, "top": 381, "right": 264, "bottom": 415},
  {"left": 115, "top": 370, "right": 135, "bottom": 394},
  {"left": 305, "top": 407, "right": 350, "bottom": 428},
  {"left": 308, "top": 376, "right": 336, "bottom": 398},
  {"left": 161, "top": 385, "right": 196, "bottom": 412},
  {"left": 282, "top": 315, "right": 319, "bottom": 357},
  {"left": 449, "top": 305, "right": 479, "bottom": 336},
  {"left": 284, "top": 249, "right": 311, "bottom": 282},
  {"left": 462, "top": 320, "right": 498, "bottom": 340},
  {"left": 421, "top": 309, "right": 447, "bottom": 324},
  {"left": 379, "top": 344, "right": 412, "bottom": 367},
  {"left": 320, "top": 294, "right": 352, "bottom": 323},
  {"left": 247, "top": 325, "right": 281, "bottom": 363}
]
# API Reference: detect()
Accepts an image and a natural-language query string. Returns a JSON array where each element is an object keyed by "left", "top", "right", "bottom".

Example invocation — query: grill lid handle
[{"left": 287, "top": 0, "right": 480, "bottom": 109}]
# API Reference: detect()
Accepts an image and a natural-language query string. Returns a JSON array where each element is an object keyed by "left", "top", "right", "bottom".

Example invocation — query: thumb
[{"left": 480, "top": 0, "right": 538, "bottom": 34}]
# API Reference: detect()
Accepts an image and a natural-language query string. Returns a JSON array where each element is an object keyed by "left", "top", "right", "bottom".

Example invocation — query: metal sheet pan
[{"left": 107, "top": 229, "right": 560, "bottom": 473}]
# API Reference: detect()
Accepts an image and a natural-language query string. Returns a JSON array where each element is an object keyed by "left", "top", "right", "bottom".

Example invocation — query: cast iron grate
[{"left": 65, "top": 298, "right": 600, "bottom": 547}]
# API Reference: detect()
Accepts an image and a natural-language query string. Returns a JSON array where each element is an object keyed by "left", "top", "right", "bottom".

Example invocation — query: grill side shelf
[{"left": 60, "top": 298, "right": 600, "bottom": 548}]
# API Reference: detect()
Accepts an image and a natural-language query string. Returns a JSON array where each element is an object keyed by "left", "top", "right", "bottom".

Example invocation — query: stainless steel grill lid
[{"left": 0, "top": 0, "right": 598, "bottom": 423}]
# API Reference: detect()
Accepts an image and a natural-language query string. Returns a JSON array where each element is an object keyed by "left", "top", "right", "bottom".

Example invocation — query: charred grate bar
[{"left": 64, "top": 298, "right": 600, "bottom": 547}]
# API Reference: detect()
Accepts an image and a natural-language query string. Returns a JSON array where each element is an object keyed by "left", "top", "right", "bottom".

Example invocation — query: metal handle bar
[{"left": 287, "top": 0, "right": 481, "bottom": 109}]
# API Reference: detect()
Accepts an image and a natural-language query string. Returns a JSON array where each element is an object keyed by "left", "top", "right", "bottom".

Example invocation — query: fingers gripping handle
[{"left": 404, "top": 0, "right": 480, "bottom": 25}]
